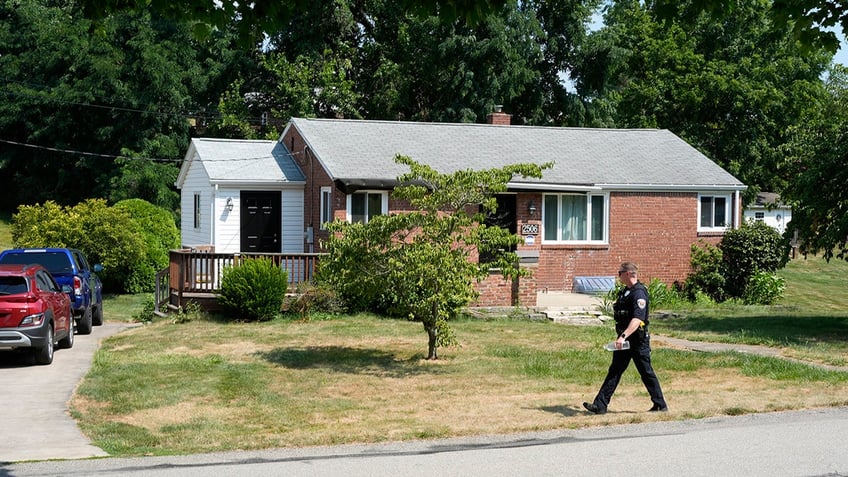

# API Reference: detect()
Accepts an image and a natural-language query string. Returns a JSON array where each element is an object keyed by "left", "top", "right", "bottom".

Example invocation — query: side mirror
[
  {"left": 93, "top": 264, "right": 103, "bottom": 273},
  {"left": 62, "top": 285, "right": 73, "bottom": 293}
]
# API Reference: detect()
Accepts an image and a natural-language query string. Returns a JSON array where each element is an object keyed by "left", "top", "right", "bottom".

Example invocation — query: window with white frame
[
  {"left": 542, "top": 193, "right": 608, "bottom": 243},
  {"left": 347, "top": 191, "right": 387, "bottom": 223},
  {"left": 699, "top": 194, "right": 731, "bottom": 231},
  {"left": 320, "top": 186, "right": 332, "bottom": 229},
  {"left": 193, "top": 193, "right": 201, "bottom": 229}
]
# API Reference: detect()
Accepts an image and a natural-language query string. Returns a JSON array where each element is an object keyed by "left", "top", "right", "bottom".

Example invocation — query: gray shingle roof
[
  {"left": 290, "top": 118, "right": 744, "bottom": 190},
  {"left": 188, "top": 138, "right": 305, "bottom": 183}
]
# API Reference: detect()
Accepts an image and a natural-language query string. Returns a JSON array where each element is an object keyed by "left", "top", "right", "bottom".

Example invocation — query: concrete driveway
[{"left": 0, "top": 322, "right": 132, "bottom": 463}]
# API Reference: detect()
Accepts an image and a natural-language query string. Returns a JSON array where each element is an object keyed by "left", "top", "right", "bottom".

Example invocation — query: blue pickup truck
[{"left": 0, "top": 248, "right": 103, "bottom": 334}]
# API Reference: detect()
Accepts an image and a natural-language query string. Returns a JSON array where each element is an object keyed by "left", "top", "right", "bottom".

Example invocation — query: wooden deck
[{"left": 156, "top": 250, "right": 325, "bottom": 314}]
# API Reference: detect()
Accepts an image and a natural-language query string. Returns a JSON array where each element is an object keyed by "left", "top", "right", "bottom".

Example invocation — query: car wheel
[
  {"left": 58, "top": 312, "right": 74, "bottom": 349},
  {"left": 93, "top": 303, "right": 103, "bottom": 326},
  {"left": 34, "top": 323, "right": 54, "bottom": 365},
  {"left": 78, "top": 306, "right": 93, "bottom": 335}
]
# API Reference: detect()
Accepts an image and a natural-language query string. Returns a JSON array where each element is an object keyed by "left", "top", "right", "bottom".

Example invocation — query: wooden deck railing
[{"left": 160, "top": 250, "right": 326, "bottom": 312}]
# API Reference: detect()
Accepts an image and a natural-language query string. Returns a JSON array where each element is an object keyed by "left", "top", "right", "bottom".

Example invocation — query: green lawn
[
  {"left": 78, "top": 254, "right": 848, "bottom": 457},
  {"left": 3, "top": 209, "right": 842, "bottom": 456},
  {"left": 652, "top": 255, "right": 848, "bottom": 367},
  {"left": 779, "top": 254, "right": 848, "bottom": 311}
]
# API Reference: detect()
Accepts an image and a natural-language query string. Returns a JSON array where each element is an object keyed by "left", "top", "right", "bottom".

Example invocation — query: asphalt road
[
  {"left": 1, "top": 407, "right": 846, "bottom": 476},
  {"left": 2, "top": 321, "right": 847, "bottom": 476},
  {"left": 0, "top": 322, "right": 132, "bottom": 463}
]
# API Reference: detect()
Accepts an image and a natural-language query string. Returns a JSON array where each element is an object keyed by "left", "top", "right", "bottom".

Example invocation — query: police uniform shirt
[{"left": 616, "top": 282, "right": 649, "bottom": 334}]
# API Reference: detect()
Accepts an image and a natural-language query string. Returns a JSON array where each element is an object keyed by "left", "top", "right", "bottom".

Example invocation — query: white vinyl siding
[
  {"left": 281, "top": 189, "right": 304, "bottom": 252},
  {"left": 179, "top": 152, "right": 214, "bottom": 248}
]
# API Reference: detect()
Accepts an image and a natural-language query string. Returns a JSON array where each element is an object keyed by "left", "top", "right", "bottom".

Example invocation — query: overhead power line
[
  {"left": 0, "top": 138, "right": 285, "bottom": 164},
  {"left": 0, "top": 78, "right": 268, "bottom": 125},
  {"left": 0, "top": 138, "right": 180, "bottom": 163}
]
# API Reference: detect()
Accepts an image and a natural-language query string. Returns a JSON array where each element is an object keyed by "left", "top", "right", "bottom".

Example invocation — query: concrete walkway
[{"left": 653, "top": 335, "right": 848, "bottom": 373}]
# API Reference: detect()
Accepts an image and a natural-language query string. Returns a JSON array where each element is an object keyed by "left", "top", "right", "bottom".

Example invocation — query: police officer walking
[{"left": 583, "top": 262, "right": 668, "bottom": 414}]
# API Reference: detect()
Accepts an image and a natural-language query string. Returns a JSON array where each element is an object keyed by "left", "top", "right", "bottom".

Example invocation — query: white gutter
[
  {"left": 209, "top": 180, "right": 307, "bottom": 188},
  {"left": 509, "top": 182, "right": 748, "bottom": 192}
]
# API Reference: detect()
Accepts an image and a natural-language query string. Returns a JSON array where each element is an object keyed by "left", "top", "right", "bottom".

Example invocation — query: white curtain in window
[{"left": 561, "top": 196, "right": 587, "bottom": 240}]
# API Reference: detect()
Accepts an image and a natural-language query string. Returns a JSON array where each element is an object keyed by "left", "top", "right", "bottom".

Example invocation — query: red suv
[{"left": 0, "top": 264, "right": 74, "bottom": 365}]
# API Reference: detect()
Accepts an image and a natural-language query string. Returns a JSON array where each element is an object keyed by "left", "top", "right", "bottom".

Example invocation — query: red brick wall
[
  {"left": 284, "top": 127, "right": 343, "bottom": 252},
  {"left": 526, "top": 192, "right": 677, "bottom": 292},
  {"left": 284, "top": 125, "right": 736, "bottom": 307},
  {"left": 518, "top": 192, "right": 730, "bottom": 302}
]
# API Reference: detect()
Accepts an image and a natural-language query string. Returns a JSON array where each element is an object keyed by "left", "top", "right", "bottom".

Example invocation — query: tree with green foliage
[
  {"left": 78, "top": 0, "right": 848, "bottom": 55},
  {"left": 576, "top": 0, "right": 831, "bottom": 199},
  {"left": 319, "top": 156, "right": 548, "bottom": 359},
  {"left": 74, "top": 0, "right": 511, "bottom": 47},
  {"left": 651, "top": 0, "right": 848, "bottom": 54},
  {"left": 114, "top": 198, "right": 181, "bottom": 291},
  {"left": 12, "top": 199, "right": 146, "bottom": 293},
  {"left": 0, "top": 0, "right": 247, "bottom": 211},
  {"left": 782, "top": 65, "right": 848, "bottom": 261},
  {"left": 211, "top": 0, "right": 565, "bottom": 128},
  {"left": 357, "top": 1, "right": 547, "bottom": 123}
]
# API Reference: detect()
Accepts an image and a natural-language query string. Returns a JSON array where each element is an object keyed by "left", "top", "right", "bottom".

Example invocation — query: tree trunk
[{"left": 424, "top": 322, "right": 438, "bottom": 360}]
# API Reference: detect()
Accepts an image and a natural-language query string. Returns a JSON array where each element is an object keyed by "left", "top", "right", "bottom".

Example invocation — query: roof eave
[
  {"left": 209, "top": 179, "right": 307, "bottom": 188},
  {"left": 508, "top": 182, "right": 748, "bottom": 192}
]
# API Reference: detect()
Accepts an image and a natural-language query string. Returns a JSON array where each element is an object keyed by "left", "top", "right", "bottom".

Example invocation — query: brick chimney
[{"left": 486, "top": 105, "right": 512, "bottom": 126}]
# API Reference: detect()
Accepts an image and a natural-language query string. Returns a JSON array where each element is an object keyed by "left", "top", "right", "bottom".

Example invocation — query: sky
[{"left": 834, "top": 30, "right": 847, "bottom": 66}]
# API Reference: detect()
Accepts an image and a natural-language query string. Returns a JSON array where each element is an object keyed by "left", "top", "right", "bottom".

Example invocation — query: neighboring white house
[
  {"left": 743, "top": 192, "right": 792, "bottom": 234},
  {"left": 176, "top": 138, "right": 306, "bottom": 254}
]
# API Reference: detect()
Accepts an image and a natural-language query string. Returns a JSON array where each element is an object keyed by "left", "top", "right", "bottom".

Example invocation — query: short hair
[{"left": 619, "top": 262, "right": 638, "bottom": 273}]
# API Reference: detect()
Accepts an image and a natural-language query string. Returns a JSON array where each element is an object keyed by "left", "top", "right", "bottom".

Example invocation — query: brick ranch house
[{"left": 176, "top": 112, "right": 746, "bottom": 307}]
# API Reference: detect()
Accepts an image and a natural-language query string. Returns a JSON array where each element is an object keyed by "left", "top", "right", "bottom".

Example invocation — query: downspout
[
  {"left": 734, "top": 190, "right": 741, "bottom": 229},
  {"left": 303, "top": 145, "right": 314, "bottom": 253},
  {"left": 212, "top": 184, "right": 218, "bottom": 246}
]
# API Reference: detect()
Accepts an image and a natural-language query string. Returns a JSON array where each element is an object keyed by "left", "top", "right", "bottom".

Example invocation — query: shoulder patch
[{"left": 637, "top": 298, "right": 647, "bottom": 309}]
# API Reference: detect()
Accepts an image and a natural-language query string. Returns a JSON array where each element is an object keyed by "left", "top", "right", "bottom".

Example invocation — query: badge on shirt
[{"left": 637, "top": 298, "right": 646, "bottom": 309}]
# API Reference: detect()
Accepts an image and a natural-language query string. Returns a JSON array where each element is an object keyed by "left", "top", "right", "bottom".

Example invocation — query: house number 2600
[{"left": 521, "top": 224, "right": 539, "bottom": 235}]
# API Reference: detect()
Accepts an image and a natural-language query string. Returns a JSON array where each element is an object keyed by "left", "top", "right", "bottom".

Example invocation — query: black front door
[
  {"left": 480, "top": 194, "right": 517, "bottom": 263},
  {"left": 241, "top": 191, "right": 281, "bottom": 253}
]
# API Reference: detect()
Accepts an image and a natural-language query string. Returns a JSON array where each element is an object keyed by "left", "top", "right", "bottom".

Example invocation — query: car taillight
[
  {"left": 74, "top": 276, "right": 82, "bottom": 296},
  {"left": 19, "top": 312, "right": 45, "bottom": 327}
]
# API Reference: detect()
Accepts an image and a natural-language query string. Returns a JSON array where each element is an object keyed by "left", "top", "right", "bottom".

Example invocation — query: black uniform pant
[{"left": 592, "top": 334, "right": 666, "bottom": 411}]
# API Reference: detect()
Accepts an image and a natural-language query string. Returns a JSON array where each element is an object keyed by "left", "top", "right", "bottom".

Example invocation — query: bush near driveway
[{"left": 10, "top": 198, "right": 178, "bottom": 294}]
